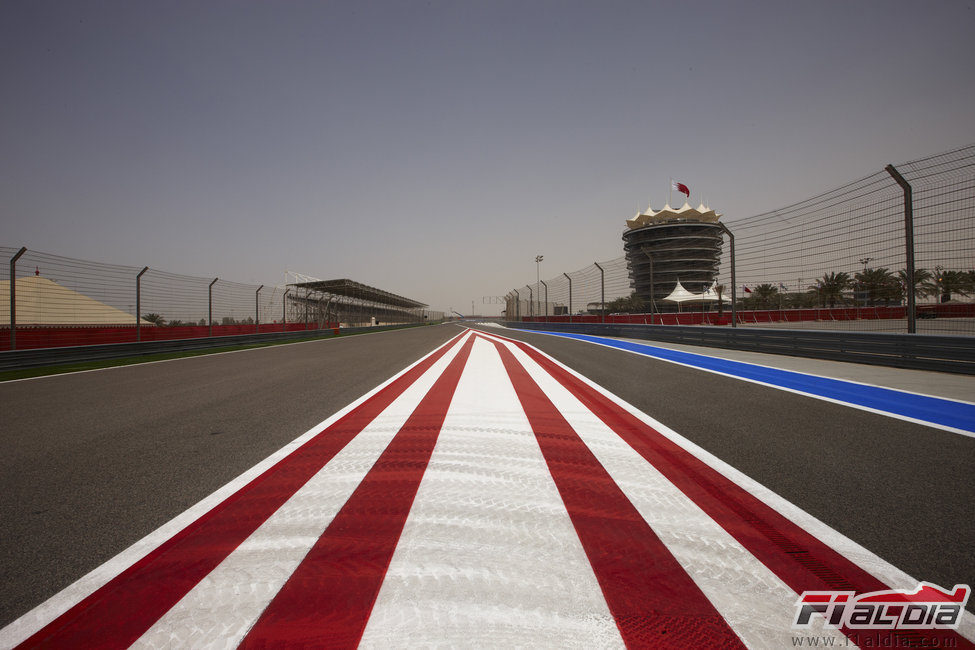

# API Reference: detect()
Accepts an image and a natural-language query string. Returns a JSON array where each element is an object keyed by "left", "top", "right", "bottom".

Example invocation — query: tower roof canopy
[{"left": 626, "top": 202, "right": 722, "bottom": 229}]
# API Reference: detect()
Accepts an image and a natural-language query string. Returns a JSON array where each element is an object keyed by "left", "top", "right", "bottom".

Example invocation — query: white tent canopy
[
  {"left": 661, "top": 280, "right": 731, "bottom": 312},
  {"left": 661, "top": 280, "right": 701, "bottom": 304},
  {"left": 700, "top": 282, "right": 731, "bottom": 303}
]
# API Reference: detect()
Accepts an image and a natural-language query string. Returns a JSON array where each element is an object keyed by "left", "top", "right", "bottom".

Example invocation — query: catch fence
[
  {"left": 505, "top": 144, "right": 975, "bottom": 336},
  {"left": 2, "top": 248, "right": 444, "bottom": 351}
]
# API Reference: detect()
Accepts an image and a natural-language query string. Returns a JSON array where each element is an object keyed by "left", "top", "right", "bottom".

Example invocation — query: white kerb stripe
[
  {"left": 0, "top": 331, "right": 470, "bottom": 649},
  {"left": 131, "top": 332, "right": 473, "bottom": 648},
  {"left": 477, "top": 329, "right": 975, "bottom": 644},
  {"left": 502, "top": 338, "right": 849, "bottom": 648},
  {"left": 360, "top": 337, "right": 623, "bottom": 648}
]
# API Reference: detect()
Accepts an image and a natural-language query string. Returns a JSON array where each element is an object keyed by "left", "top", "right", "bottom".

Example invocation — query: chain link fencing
[
  {"left": 505, "top": 144, "right": 975, "bottom": 336},
  {"left": 2, "top": 248, "right": 444, "bottom": 351}
]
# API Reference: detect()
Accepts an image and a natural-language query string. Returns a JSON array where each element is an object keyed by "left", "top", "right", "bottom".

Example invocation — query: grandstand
[{"left": 286, "top": 277, "right": 430, "bottom": 327}]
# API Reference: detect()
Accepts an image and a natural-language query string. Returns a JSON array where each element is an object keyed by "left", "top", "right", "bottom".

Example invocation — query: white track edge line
[
  {"left": 1, "top": 323, "right": 457, "bottom": 384},
  {"left": 607, "top": 334, "right": 975, "bottom": 406},
  {"left": 511, "top": 330, "right": 975, "bottom": 439},
  {"left": 0, "top": 330, "right": 472, "bottom": 649},
  {"left": 506, "top": 327, "right": 975, "bottom": 406},
  {"left": 473, "top": 328, "right": 975, "bottom": 640}
]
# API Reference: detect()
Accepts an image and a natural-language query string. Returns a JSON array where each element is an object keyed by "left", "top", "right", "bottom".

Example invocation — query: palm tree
[
  {"left": 812, "top": 272, "right": 851, "bottom": 308},
  {"left": 855, "top": 267, "right": 900, "bottom": 306},
  {"left": 715, "top": 284, "right": 725, "bottom": 315},
  {"left": 897, "top": 268, "right": 933, "bottom": 301},
  {"left": 605, "top": 292, "right": 644, "bottom": 314},
  {"left": 143, "top": 313, "right": 166, "bottom": 326},
  {"left": 934, "top": 270, "right": 973, "bottom": 303},
  {"left": 752, "top": 283, "right": 779, "bottom": 309}
]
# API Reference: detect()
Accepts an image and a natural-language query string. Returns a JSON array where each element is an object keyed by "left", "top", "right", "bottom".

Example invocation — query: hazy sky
[{"left": 2, "top": 1, "right": 973, "bottom": 314}]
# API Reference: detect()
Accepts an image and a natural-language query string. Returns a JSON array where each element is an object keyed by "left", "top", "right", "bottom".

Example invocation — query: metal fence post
[
  {"left": 255, "top": 285, "right": 263, "bottom": 333},
  {"left": 283, "top": 289, "right": 290, "bottom": 331},
  {"left": 594, "top": 262, "right": 605, "bottom": 323},
  {"left": 717, "top": 223, "right": 737, "bottom": 328},
  {"left": 527, "top": 286, "right": 533, "bottom": 319},
  {"left": 513, "top": 289, "right": 520, "bottom": 321},
  {"left": 640, "top": 246, "right": 656, "bottom": 324},
  {"left": 209, "top": 278, "right": 218, "bottom": 336},
  {"left": 136, "top": 266, "right": 148, "bottom": 341},
  {"left": 9, "top": 247, "right": 27, "bottom": 350},
  {"left": 885, "top": 164, "right": 916, "bottom": 334},
  {"left": 535, "top": 254, "right": 543, "bottom": 319},
  {"left": 540, "top": 280, "right": 548, "bottom": 322},
  {"left": 564, "top": 272, "right": 572, "bottom": 323}
]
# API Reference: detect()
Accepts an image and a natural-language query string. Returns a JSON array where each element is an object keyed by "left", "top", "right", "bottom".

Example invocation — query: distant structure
[
  {"left": 622, "top": 202, "right": 724, "bottom": 309},
  {"left": 286, "top": 276, "right": 429, "bottom": 327},
  {"left": 0, "top": 275, "right": 153, "bottom": 326}
]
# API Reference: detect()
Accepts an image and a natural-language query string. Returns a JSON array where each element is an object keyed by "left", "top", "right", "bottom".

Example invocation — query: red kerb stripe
[
  {"left": 239, "top": 335, "right": 476, "bottom": 648},
  {"left": 493, "top": 332, "right": 973, "bottom": 649},
  {"left": 21, "top": 332, "right": 467, "bottom": 649},
  {"left": 493, "top": 340, "right": 744, "bottom": 649}
]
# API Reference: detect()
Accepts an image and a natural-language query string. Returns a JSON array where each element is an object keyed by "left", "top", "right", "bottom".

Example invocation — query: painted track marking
[
  {"left": 506, "top": 329, "right": 975, "bottom": 437},
  {"left": 4, "top": 328, "right": 972, "bottom": 649}
]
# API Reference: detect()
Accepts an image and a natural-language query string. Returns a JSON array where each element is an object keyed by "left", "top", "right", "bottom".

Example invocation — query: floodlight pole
[
  {"left": 885, "top": 164, "right": 916, "bottom": 334},
  {"left": 535, "top": 254, "right": 543, "bottom": 319},
  {"left": 209, "top": 278, "right": 218, "bottom": 337},
  {"left": 9, "top": 247, "right": 27, "bottom": 350},
  {"left": 540, "top": 280, "right": 548, "bottom": 322},
  {"left": 136, "top": 266, "right": 149, "bottom": 341},
  {"left": 564, "top": 272, "right": 572, "bottom": 323},
  {"left": 594, "top": 262, "right": 605, "bottom": 323},
  {"left": 255, "top": 285, "right": 263, "bottom": 333},
  {"left": 641, "top": 246, "right": 656, "bottom": 325},
  {"left": 717, "top": 222, "right": 737, "bottom": 328}
]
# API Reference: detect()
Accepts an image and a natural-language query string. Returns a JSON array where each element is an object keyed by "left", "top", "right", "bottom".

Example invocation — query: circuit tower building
[{"left": 622, "top": 202, "right": 724, "bottom": 309}]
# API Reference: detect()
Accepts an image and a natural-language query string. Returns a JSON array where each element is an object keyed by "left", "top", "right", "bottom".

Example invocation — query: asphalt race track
[
  {"left": 482, "top": 326, "right": 975, "bottom": 593},
  {"left": 0, "top": 325, "right": 458, "bottom": 630},
  {"left": 1, "top": 323, "right": 972, "bottom": 647}
]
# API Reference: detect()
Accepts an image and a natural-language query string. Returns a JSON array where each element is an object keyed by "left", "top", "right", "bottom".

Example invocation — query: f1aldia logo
[{"left": 793, "top": 582, "right": 970, "bottom": 630}]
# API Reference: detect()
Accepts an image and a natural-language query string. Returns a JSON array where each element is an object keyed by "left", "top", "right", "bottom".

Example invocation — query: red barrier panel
[
  {"left": 0, "top": 322, "right": 338, "bottom": 352},
  {"left": 521, "top": 304, "right": 972, "bottom": 326}
]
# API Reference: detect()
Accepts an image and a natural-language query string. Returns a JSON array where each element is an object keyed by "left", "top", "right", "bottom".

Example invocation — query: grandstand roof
[{"left": 288, "top": 278, "right": 427, "bottom": 309}]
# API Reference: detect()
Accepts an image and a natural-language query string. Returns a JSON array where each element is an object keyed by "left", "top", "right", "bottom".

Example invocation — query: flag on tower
[{"left": 671, "top": 180, "right": 690, "bottom": 198}]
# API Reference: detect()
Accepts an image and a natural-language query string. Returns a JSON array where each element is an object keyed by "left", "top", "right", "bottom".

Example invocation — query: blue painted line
[{"left": 530, "top": 330, "right": 975, "bottom": 434}]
